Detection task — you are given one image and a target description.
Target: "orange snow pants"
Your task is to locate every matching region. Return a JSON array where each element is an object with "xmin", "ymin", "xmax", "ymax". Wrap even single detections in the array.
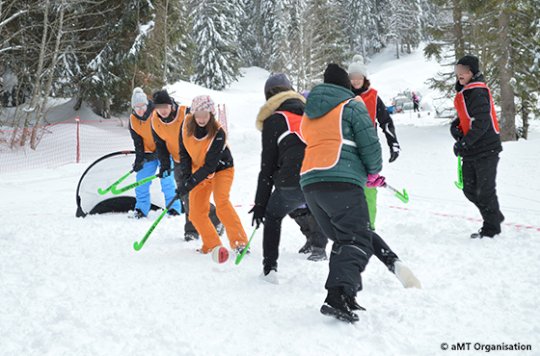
[{"xmin": 189, "ymin": 168, "xmax": 248, "ymax": 253}]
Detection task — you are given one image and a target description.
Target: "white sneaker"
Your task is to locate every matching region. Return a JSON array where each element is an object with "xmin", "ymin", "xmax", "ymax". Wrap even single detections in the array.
[
  {"xmin": 260, "ymin": 270, "xmax": 279, "ymax": 285},
  {"xmin": 394, "ymin": 260, "xmax": 422, "ymax": 289}
]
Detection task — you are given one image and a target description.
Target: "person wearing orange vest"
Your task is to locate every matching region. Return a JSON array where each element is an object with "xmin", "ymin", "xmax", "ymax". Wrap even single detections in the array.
[
  {"xmin": 250, "ymin": 73, "xmax": 329, "ymax": 283},
  {"xmin": 347, "ymin": 55, "xmax": 400, "ymax": 231},
  {"xmin": 178, "ymin": 95, "xmax": 248, "ymax": 261},
  {"xmin": 151, "ymin": 90, "xmax": 222, "ymax": 239},
  {"xmin": 452, "ymin": 55, "xmax": 504, "ymax": 239},
  {"xmin": 346, "ymin": 56, "xmax": 420, "ymax": 288},
  {"xmin": 300, "ymin": 63, "xmax": 384, "ymax": 323},
  {"xmin": 129, "ymin": 88, "xmax": 181, "ymax": 219}
]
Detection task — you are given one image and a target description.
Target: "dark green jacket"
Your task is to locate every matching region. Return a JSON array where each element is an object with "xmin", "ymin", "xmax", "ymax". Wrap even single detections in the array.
[{"xmin": 300, "ymin": 83, "xmax": 382, "ymax": 188}]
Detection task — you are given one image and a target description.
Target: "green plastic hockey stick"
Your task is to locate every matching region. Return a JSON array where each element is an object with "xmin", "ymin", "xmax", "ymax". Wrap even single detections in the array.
[
  {"xmin": 97, "ymin": 170, "xmax": 133, "ymax": 195},
  {"xmin": 235, "ymin": 227, "xmax": 258, "ymax": 265},
  {"xmin": 110, "ymin": 174, "xmax": 158, "ymax": 195},
  {"xmin": 384, "ymin": 183, "xmax": 409, "ymax": 204},
  {"xmin": 134, "ymin": 193, "xmax": 180, "ymax": 251},
  {"xmin": 454, "ymin": 156, "xmax": 464, "ymax": 190}
]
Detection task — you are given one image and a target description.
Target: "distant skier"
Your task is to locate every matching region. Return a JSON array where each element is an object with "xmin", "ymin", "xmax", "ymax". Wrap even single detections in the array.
[
  {"xmin": 300, "ymin": 63, "xmax": 384, "ymax": 323},
  {"xmin": 412, "ymin": 91, "xmax": 420, "ymax": 112},
  {"xmin": 128, "ymin": 87, "xmax": 181, "ymax": 219},
  {"xmin": 178, "ymin": 95, "xmax": 248, "ymax": 261},
  {"xmin": 151, "ymin": 90, "xmax": 222, "ymax": 239},
  {"xmin": 451, "ymin": 55, "xmax": 504, "ymax": 238},
  {"xmin": 250, "ymin": 73, "xmax": 328, "ymax": 284}
]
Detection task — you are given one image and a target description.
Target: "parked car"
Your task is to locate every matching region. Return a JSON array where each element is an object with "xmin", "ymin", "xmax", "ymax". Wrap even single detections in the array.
[{"xmin": 391, "ymin": 94, "xmax": 413, "ymax": 113}]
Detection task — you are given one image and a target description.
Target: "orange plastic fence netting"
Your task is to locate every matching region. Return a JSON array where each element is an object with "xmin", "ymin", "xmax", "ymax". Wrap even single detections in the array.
[
  {"xmin": 0, "ymin": 105, "xmax": 228, "ymax": 174},
  {"xmin": 0, "ymin": 117, "xmax": 131, "ymax": 173}
]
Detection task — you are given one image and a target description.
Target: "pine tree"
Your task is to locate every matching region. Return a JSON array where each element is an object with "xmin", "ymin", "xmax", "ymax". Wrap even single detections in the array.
[
  {"xmin": 507, "ymin": 0, "xmax": 540, "ymax": 139},
  {"xmin": 388, "ymin": 0, "xmax": 422, "ymax": 58},
  {"xmin": 261, "ymin": 0, "xmax": 290, "ymax": 73},
  {"xmin": 191, "ymin": 0, "xmax": 243, "ymax": 90},
  {"xmin": 305, "ymin": 0, "xmax": 349, "ymax": 86},
  {"xmin": 238, "ymin": 0, "xmax": 260, "ymax": 66},
  {"xmin": 424, "ymin": 0, "xmax": 470, "ymax": 97},
  {"xmin": 341, "ymin": 0, "xmax": 377, "ymax": 58},
  {"xmin": 288, "ymin": 0, "xmax": 306, "ymax": 90}
]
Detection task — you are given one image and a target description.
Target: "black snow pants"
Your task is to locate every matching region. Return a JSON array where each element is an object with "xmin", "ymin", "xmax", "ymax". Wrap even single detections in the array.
[
  {"xmin": 288, "ymin": 205, "xmax": 328, "ymax": 249},
  {"xmin": 462, "ymin": 152, "xmax": 504, "ymax": 235},
  {"xmin": 303, "ymin": 182, "xmax": 373, "ymax": 297},
  {"xmin": 262, "ymin": 186, "xmax": 307, "ymax": 269}
]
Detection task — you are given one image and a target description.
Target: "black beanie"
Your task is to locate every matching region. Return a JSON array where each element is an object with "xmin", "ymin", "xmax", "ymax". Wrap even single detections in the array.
[
  {"xmin": 457, "ymin": 55, "xmax": 480, "ymax": 75},
  {"xmin": 153, "ymin": 90, "xmax": 173, "ymax": 106},
  {"xmin": 324, "ymin": 64, "xmax": 351, "ymax": 90}
]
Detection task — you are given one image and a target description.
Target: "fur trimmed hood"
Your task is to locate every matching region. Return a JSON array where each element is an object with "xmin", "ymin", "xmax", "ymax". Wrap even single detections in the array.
[{"xmin": 256, "ymin": 91, "xmax": 306, "ymax": 131}]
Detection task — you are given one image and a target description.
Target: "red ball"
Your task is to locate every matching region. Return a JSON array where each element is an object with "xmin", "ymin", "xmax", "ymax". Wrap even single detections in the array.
[{"xmin": 212, "ymin": 246, "xmax": 229, "ymax": 264}]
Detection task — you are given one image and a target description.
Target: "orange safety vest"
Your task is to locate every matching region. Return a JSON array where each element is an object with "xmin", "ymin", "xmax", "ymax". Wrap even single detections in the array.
[
  {"xmin": 151, "ymin": 105, "xmax": 188, "ymax": 163},
  {"xmin": 181, "ymin": 115, "xmax": 224, "ymax": 179},
  {"xmin": 130, "ymin": 114, "xmax": 156, "ymax": 153},
  {"xmin": 454, "ymin": 82, "xmax": 500, "ymax": 135},
  {"xmin": 358, "ymin": 87, "xmax": 378, "ymax": 125},
  {"xmin": 300, "ymin": 99, "xmax": 359, "ymax": 175},
  {"xmin": 275, "ymin": 111, "xmax": 305, "ymax": 145}
]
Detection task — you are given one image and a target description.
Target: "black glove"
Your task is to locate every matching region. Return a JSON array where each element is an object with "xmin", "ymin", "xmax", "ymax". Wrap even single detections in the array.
[
  {"xmin": 158, "ymin": 166, "xmax": 171, "ymax": 178},
  {"xmin": 389, "ymin": 143, "xmax": 400, "ymax": 163},
  {"xmin": 450, "ymin": 118, "xmax": 464, "ymax": 141},
  {"xmin": 248, "ymin": 204, "xmax": 265, "ymax": 228},
  {"xmin": 453, "ymin": 140, "xmax": 467, "ymax": 157},
  {"xmin": 132, "ymin": 160, "xmax": 144, "ymax": 172}
]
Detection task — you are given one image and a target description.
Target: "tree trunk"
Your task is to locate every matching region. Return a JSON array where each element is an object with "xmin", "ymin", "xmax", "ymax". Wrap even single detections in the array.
[
  {"xmin": 19, "ymin": 0, "xmax": 50, "ymax": 146},
  {"xmin": 131, "ymin": 0, "xmax": 140, "ymax": 92},
  {"xmin": 162, "ymin": 0, "xmax": 169, "ymax": 84},
  {"xmin": 497, "ymin": 7, "xmax": 516, "ymax": 142},
  {"xmin": 521, "ymin": 97, "xmax": 529, "ymax": 140},
  {"xmin": 31, "ymin": 0, "xmax": 66, "ymax": 149},
  {"xmin": 452, "ymin": 0, "xmax": 465, "ymax": 60},
  {"xmin": 395, "ymin": 38, "xmax": 400, "ymax": 59}
]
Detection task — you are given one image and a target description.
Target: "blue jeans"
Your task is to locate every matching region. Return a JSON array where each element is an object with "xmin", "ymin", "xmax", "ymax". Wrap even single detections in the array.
[{"xmin": 135, "ymin": 159, "xmax": 181, "ymax": 216}]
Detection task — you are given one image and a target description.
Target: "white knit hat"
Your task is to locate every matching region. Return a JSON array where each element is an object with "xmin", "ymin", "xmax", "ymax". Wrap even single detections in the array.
[
  {"xmin": 347, "ymin": 55, "xmax": 368, "ymax": 78},
  {"xmin": 131, "ymin": 87, "xmax": 148, "ymax": 109}
]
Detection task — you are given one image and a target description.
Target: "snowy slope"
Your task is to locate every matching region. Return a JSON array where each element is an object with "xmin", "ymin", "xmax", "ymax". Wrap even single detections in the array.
[{"xmin": 1, "ymin": 48, "xmax": 539, "ymax": 356}]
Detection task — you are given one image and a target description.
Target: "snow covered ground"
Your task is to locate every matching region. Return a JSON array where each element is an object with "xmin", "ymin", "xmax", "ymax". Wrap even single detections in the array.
[{"xmin": 1, "ymin": 48, "xmax": 539, "ymax": 355}]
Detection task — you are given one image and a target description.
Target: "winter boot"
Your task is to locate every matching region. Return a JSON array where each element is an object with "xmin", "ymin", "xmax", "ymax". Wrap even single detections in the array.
[
  {"xmin": 298, "ymin": 240, "xmax": 312, "ymax": 254},
  {"xmin": 131, "ymin": 208, "xmax": 146, "ymax": 219},
  {"xmin": 470, "ymin": 229, "xmax": 498, "ymax": 239},
  {"xmin": 260, "ymin": 265, "xmax": 279, "ymax": 284},
  {"xmin": 345, "ymin": 295, "xmax": 366, "ymax": 311},
  {"xmin": 392, "ymin": 260, "xmax": 422, "ymax": 288},
  {"xmin": 307, "ymin": 247, "xmax": 327, "ymax": 262},
  {"xmin": 234, "ymin": 244, "xmax": 250, "ymax": 256},
  {"xmin": 184, "ymin": 232, "xmax": 199, "ymax": 242},
  {"xmin": 168, "ymin": 209, "xmax": 181, "ymax": 216},
  {"xmin": 320, "ymin": 288, "xmax": 359, "ymax": 323},
  {"xmin": 216, "ymin": 223, "xmax": 225, "ymax": 237}
]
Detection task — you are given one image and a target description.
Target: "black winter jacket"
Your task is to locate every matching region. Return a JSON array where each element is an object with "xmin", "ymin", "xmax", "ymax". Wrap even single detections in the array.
[
  {"xmin": 352, "ymin": 87, "xmax": 399, "ymax": 150},
  {"xmin": 452, "ymin": 75, "xmax": 502, "ymax": 158},
  {"xmin": 254, "ymin": 91, "xmax": 307, "ymax": 209}
]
